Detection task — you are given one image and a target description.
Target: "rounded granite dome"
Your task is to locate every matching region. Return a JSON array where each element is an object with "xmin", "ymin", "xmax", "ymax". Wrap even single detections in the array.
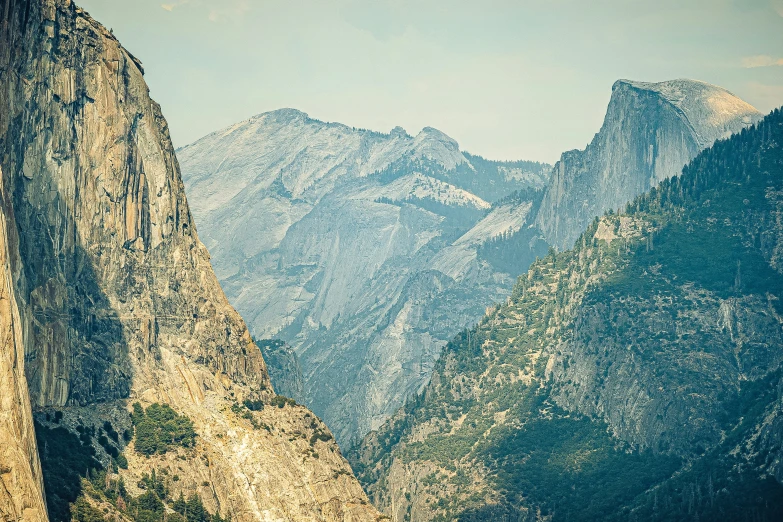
[{"xmin": 613, "ymin": 79, "xmax": 762, "ymax": 148}]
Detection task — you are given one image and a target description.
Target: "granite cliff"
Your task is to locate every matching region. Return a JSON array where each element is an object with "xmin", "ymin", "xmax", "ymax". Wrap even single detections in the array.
[
  {"xmin": 351, "ymin": 109, "xmax": 783, "ymax": 521},
  {"xmin": 0, "ymin": 166, "xmax": 47, "ymax": 521},
  {"xmin": 179, "ymin": 111, "xmax": 551, "ymax": 446},
  {"xmin": 536, "ymin": 79, "xmax": 762, "ymax": 250},
  {"xmin": 0, "ymin": 1, "xmax": 380, "ymax": 520}
]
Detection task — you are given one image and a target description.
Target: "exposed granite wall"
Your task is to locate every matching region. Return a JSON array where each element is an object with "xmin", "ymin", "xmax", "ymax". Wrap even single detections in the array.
[
  {"xmin": 536, "ymin": 79, "xmax": 760, "ymax": 250},
  {"xmin": 0, "ymin": 1, "xmax": 381, "ymax": 519}
]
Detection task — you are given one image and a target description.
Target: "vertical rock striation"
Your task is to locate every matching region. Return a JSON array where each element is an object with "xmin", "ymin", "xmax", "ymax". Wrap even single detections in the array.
[
  {"xmin": 0, "ymin": 167, "xmax": 48, "ymax": 522},
  {"xmin": 1, "ymin": 0, "xmax": 267, "ymax": 409},
  {"xmin": 0, "ymin": 0, "xmax": 380, "ymax": 520},
  {"xmin": 536, "ymin": 79, "xmax": 761, "ymax": 250}
]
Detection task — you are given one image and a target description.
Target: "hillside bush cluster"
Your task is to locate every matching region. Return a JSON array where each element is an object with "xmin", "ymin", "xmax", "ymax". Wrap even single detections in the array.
[{"xmin": 131, "ymin": 402, "xmax": 197, "ymax": 455}]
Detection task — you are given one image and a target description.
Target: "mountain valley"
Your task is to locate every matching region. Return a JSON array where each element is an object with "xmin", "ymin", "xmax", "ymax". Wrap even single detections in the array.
[
  {"xmin": 351, "ymin": 107, "xmax": 783, "ymax": 522},
  {"xmin": 180, "ymin": 79, "xmax": 761, "ymax": 450},
  {"xmin": 0, "ymin": 1, "xmax": 781, "ymax": 521}
]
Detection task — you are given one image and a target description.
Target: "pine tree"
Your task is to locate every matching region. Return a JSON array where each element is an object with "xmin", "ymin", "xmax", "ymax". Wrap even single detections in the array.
[{"xmin": 173, "ymin": 493, "xmax": 187, "ymax": 515}]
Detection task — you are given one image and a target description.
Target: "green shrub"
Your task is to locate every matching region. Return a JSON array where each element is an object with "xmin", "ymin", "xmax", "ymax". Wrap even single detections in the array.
[
  {"xmin": 115, "ymin": 454, "xmax": 128, "ymax": 469},
  {"xmin": 131, "ymin": 402, "xmax": 196, "ymax": 456},
  {"xmin": 103, "ymin": 421, "xmax": 119, "ymax": 442},
  {"xmin": 309, "ymin": 431, "xmax": 332, "ymax": 445},
  {"xmin": 243, "ymin": 399, "xmax": 264, "ymax": 411},
  {"xmin": 70, "ymin": 497, "xmax": 105, "ymax": 522},
  {"xmin": 270, "ymin": 395, "xmax": 296, "ymax": 408}
]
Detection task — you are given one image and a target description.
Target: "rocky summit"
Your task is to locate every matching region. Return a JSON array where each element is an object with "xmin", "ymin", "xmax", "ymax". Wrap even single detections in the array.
[
  {"xmin": 0, "ymin": 1, "xmax": 381, "ymax": 521},
  {"xmin": 180, "ymin": 111, "xmax": 551, "ymax": 446},
  {"xmin": 536, "ymin": 78, "xmax": 761, "ymax": 251}
]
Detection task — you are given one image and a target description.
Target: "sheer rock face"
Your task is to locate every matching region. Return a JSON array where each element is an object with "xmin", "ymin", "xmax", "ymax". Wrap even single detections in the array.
[
  {"xmin": 1, "ymin": 0, "xmax": 259, "ymax": 408},
  {"xmin": 536, "ymin": 79, "xmax": 761, "ymax": 251},
  {"xmin": 257, "ymin": 340, "xmax": 304, "ymax": 401},
  {"xmin": 0, "ymin": 1, "xmax": 379, "ymax": 520},
  {"xmin": 0, "ymin": 168, "xmax": 47, "ymax": 522},
  {"xmin": 180, "ymin": 111, "xmax": 551, "ymax": 446}
]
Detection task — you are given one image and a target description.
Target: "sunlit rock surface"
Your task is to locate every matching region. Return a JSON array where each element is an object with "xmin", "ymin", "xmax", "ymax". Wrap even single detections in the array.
[
  {"xmin": 0, "ymin": 1, "xmax": 381, "ymax": 519},
  {"xmin": 180, "ymin": 112, "xmax": 551, "ymax": 446}
]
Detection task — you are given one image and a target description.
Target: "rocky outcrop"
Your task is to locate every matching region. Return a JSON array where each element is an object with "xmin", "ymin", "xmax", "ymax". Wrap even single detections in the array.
[
  {"xmin": 0, "ymin": 168, "xmax": 47, "ymax": 522},
  {"xmin": 352, "ymin": 110, "xmax": 783, "ymax": 521},
  {"xmin": 0, "ymin": 1, "xmax": 380, "ymax": 520},
  {"xmin": 180, "ymin": 110, "xmax": 551, "ymax": 446},
  {"xmin": 256, "ymin": 339, "xmax": 304, "ymax": 401},
  {"xmin": 536, "ymin": 79, "xmax": 761, "ymax": 250}
]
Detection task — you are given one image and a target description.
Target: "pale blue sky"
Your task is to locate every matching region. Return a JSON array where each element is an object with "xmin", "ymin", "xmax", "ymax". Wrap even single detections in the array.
[{"xmin": 78, "ymin": 0, "xmax": 783, "ymax": 163}]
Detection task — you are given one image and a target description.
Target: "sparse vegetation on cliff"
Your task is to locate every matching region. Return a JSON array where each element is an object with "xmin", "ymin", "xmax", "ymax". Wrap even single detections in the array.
[
  {"xmin": 36, "ymin": 418, "xmax": 228, "ymax": 522},
  {"xmin": 131, "ymin": 403, "xmax": 197, "ymax": 456},
  {"xmin": 35, "ymin": 421, "xmax": 103, "ymax": 522}
]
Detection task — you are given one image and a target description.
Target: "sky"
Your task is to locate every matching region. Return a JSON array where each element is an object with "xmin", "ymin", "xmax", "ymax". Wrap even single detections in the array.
[{"xmin": 78, "ymin": 0, "xmax": 783, "ymax": 164}]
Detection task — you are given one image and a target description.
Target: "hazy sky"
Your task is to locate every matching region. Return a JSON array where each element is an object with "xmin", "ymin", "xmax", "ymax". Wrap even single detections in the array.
[{"xmin": 79, "ymin": 0, "xmax": 783, "ymax": 163}]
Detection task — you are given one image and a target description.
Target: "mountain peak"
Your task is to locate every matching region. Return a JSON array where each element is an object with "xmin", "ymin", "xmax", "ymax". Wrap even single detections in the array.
[
  {"xmin": 258, "ymin": 107, "xmax": 310, "ymax": 124},
  {"xmin": 415, "ymin": 126, "xmax": 460, "ymax": 149},
  {"xmin": 390, "ymin": 125, "xmax": 409, "ymax": 138},
  {"xmin": 411, "ymin": 126, "xmax": 464, "ymax": 169},
  {"xmin": 613, "ymin": 78, "xmax": 750, "ymax": 107},
  {"xmin": 612, "ymin": 78, "xmax": 761, "ymax": 148},
  {"xmin": 537, "ymin": 77, "xmax": 762, "ymax": 250}
]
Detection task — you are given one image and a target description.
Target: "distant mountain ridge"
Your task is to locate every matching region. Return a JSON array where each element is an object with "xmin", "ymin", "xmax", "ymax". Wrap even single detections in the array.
[
  {"xmin": 180, "ymin": 113, "xmax": 552, "ymax": 446},
  {"xmin": 179, "ymin": 108, "xmax": 550, "ymax": 212},
  {"xmin": 180, "ymin": 79, "xmax": 761, "ymax": 449}
]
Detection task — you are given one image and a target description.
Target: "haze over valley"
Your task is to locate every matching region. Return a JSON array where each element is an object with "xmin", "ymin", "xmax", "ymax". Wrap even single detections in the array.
[{"xmin": 1, "ymin": 1, "xmax": 783, "ymax": 522}]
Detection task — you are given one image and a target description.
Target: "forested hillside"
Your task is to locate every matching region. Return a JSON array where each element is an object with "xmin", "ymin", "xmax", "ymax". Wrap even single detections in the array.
[{"xmin": 351, "ymin": 108, "xmax": 783, "ymax": 521}]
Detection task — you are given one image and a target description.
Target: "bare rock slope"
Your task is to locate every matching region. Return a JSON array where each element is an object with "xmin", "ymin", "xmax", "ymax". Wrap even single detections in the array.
[{"xmin": 180, "ymin": 111, "xmax": 551, "ymax": 446}]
